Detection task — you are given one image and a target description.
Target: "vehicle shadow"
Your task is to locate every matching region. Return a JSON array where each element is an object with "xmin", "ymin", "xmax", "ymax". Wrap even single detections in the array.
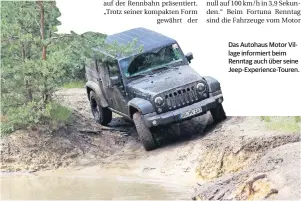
[
  {"xmin": 106, "ymin": 112, "xmax": 231, "ymax": 150},
  {"xmin": 154, "ymin": 113, "xmax": 232, "ymax": 149}
]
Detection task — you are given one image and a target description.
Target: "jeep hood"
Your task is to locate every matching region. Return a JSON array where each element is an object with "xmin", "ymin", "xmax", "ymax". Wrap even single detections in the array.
[{"xmin": 126, "ymin": 65, "xmax": 204, "ymax": 96}]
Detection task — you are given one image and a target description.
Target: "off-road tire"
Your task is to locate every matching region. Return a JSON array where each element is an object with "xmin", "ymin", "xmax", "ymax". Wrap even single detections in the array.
[
  {"xmin": 89, "ymin": 91, "xmax": 112, "ymax": 126},
  {"xmin": 133, "ymin": 112, "xmax": 157, "ymax": 151},
  {"xmin": 210, "ymin": 103, "xmax": 226, "ymax": 123}
]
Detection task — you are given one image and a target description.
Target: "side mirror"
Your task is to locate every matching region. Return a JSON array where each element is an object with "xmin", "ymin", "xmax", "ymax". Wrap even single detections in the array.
[
  {"xmin": 110, "ymin": 76, "xmax": 121, "ymax": 85},
  {"xmin": 186, "ymin": 52, "xmax": 194, "ymax": 63}
]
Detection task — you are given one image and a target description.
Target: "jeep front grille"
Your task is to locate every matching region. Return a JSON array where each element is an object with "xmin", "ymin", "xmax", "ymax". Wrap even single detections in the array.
[{"xmin": 164, "ymin": 85, "xmax": 201, "ymax": 110}]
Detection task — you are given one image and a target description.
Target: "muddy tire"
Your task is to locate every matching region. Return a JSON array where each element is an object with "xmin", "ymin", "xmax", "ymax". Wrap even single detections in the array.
[
  {"xmin": 210, "ymin": 103, "xmax": 226, "ymax": 123},
  {"xmin": 89, "ymin": 91, "xmax": 112, "ymax": 126},
  {"xmin": 133, "ymin": 112, "xmax": 157, "ymax": 151}
]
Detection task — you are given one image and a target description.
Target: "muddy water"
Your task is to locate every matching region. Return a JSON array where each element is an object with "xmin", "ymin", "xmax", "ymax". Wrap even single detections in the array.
[{"xmin": 1, "ymin": 172, "xmax": 192, "ymax": 200}]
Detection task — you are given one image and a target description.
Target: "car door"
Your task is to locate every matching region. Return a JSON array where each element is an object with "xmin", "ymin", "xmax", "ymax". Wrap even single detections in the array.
[{"xmin": 100, "ymin": 58, "xmax": 128, "ymax": 115}]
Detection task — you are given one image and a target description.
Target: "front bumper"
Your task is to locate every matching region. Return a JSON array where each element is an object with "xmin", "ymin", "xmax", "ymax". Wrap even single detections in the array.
[{"xmin": 143, "ymin": 94, "xmax": 223, "ymax": 127}]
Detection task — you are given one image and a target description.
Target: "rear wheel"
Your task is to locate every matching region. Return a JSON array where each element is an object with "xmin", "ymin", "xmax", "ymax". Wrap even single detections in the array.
[
  {"xmin": 90, "ymin": 91, "xmax": 112, "ymax": 125},
  {"xmin": 210, "ymin": 103, "xmax": 226, "ymax": 123},
  {"xmin": 133, "ymin": 112, "xmax": 157, "ymax": 151}
]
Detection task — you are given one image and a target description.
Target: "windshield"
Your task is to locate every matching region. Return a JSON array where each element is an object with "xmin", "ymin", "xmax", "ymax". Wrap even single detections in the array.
[{"xmin": 122, "ymin": 44, "xmax": 185, "ymax": 78}]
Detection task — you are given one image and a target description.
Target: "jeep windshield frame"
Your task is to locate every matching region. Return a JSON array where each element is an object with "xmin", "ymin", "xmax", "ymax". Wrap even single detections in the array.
[{"xmin": 118, "ymin": 43, "xmax": 188, "ymax": 81}]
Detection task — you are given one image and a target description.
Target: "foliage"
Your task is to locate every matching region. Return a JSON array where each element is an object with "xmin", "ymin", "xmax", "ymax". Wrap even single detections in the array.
[
  {"xmin": 62, "ymin": 81, "xmax": 85, "ymax": 89},
  {"xmin": 1, "ymin": 1, "xmax": 140, "ymax": 135},
  {"xmin": 61, "ymin": 32, "xmax": 142, "ymax": 81},
  {"xmin": 260, "ymin": 116, "xmax": 271, "ymax": 122},
  {"xmin": 47, "ymin": 102, "xmax": 72, "ymax": 124},
  {"xmin": 0, "ymin": 101, "xmax": 72, "ymax": 136},
  {"xmin": 1, "ymin": 1, "xmax": 64, "ymax": 107},
  {"xmin": 1, "ymin": 101, "xmax": 49, "ymax": 135},
  {"xmin": 260, "ymin": 116, "xmax": 300, "ymax": 133}
]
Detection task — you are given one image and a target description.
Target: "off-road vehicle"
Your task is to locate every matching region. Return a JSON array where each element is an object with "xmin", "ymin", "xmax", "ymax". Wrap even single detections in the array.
[{"xmin": 85, "ymin": 28, "xmax": 226, "ymax": 151}]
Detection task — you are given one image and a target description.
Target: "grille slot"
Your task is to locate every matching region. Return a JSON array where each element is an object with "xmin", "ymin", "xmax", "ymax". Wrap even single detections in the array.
[{"xmin": 164, "ymin": 85, "xmax": 200, "ymax": 110}]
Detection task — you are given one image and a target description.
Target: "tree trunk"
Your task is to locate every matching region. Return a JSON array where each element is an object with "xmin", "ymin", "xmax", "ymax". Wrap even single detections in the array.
[
  {"xmin": 37, "ymin": 1, "xmax": 49, "ymax": 103},
  {"xmin": 38, "ymin": 0, "xmax": 46, "ymax": 60}
]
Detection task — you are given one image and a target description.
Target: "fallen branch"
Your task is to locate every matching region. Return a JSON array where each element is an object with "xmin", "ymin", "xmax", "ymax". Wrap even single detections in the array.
[
  {"xmin": 236, "ymin": 173, "xmax": 268, "ymax": 199},
  {"xmin": 246, "ymin": 174, "xmax": 267, "ymax": 195},
  {"xmin": 264, "ymin": 188, "xmax": 278, "ymax": 199},
  {"xmin": 79, "ymin": 127, "xmax": 129, "ymax": 134},
  {"xmin": 79, "ymin": 129, "xmax": 102, "ymax": 134},
  {"xmin": 101, "ymin": 126, "xmax": 128, "ymax": 132}
]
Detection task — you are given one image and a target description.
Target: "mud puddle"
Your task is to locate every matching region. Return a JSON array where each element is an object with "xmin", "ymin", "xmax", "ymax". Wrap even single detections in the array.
[{"xmin": 0, "ymin": 172, "xmax": 192, "ymax": 200}]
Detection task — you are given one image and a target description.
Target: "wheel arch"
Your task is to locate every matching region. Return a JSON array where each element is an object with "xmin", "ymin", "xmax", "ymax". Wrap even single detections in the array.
[
  {"xmin": 128, "ymin": 98, "xmax": 155, "ymax": 119},
  {"xmin": 203, "ymin": 76, "xmax": 221, "ymax": 93},
  {"xmin": 85, "ymin": 81, "xmax": 109, "ymax": 107}
]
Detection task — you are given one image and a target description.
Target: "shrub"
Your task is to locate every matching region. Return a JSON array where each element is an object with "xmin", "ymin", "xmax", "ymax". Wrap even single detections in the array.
[
  {"xmin": 47, "ymin": 102, "xmax": 72, "ymax": 124},
  {"xmin": 0, "ymin": 102, "xmax": 72, "ymax": 136}
]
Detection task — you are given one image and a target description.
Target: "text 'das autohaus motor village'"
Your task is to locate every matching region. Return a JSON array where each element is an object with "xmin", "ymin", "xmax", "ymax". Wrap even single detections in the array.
[
  {"xmin": 228, "ymin": 42, "xmax": 300, "ymax": 73},
  {"xmin": 206, "ymin": 0, "xmax": 301, "ymax": 24},
  {"xmin": 103, "ymin": 0, "xmax": 200, "ymax": 24}
]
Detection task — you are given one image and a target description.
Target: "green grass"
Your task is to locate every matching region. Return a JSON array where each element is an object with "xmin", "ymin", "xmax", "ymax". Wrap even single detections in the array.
[
  {"xmin": 260, "ymin": 116, "xmax": 300, "ymax": 133},
  {"xmin": 1, "ymin": 102, "xmax": 73, "ymax": 137},
  {"xmin": 62, "ymin": 80, "xmax": 85, "ymax": 89},
  {"xmin": 48, "ymin": 102, "xmax": 73, "ymax": 124}
]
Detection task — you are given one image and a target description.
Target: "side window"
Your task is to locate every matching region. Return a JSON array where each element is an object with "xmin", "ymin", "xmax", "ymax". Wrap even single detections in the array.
[{"xmin": 106, "ymin": 59, "xmax": 120, "ymax": 77}]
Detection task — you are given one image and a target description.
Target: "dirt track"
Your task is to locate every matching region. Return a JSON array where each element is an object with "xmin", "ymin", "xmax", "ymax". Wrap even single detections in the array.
[{"xmin": 1, "ymin": 88, "xmax": 300, "ymax": 200}]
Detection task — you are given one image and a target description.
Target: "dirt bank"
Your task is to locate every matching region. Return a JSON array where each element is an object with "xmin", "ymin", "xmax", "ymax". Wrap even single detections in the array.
[
  {"xmin": 0, "ymin": 88, "xmax": 132, "ymax": 172},
  {"xmin": 1, "ymin": 88, "xmax": 300, "ymax": 200},
  {"xmin": 192, "ymin": 133, "xmax": 300, "ymax": 200}
]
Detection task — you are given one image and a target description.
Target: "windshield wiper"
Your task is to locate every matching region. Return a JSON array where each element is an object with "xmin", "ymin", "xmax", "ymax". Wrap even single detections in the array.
[
  {"xmin": 151, "ymin": 63, "xmax": 180, "ymax": 74},
  {"xmin": 151, "ymin": 66, "xmax": 170, "ymax": 73},
  {"xmin": 168, "ymin": 60, "xmax": 183, "ymax": 67},
  {"xmin": 128, "ymin": 73, "xmax": 148, "ymax": 79}
]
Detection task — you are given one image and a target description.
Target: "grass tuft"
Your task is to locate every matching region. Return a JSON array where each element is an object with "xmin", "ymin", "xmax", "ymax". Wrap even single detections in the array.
[
  {"xmin": 48, "ymin": 102, "xmax": 73, "ymax": 124},
  {"xmin": 1, "ymin": 102, "xmax": 73, "ymax": 137},
  {"xmin": 260, "ymin": 116, "xmax": 300, "ymax": 133},
  {"xmin": 63, "ymin": 80, "xmax": 85, "ymax": 89}
]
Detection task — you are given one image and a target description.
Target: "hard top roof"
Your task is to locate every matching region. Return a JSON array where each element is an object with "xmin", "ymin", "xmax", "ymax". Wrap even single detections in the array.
[{"xmin": 104, "ymin": 27, "xmax": 177, "ymax": 59}]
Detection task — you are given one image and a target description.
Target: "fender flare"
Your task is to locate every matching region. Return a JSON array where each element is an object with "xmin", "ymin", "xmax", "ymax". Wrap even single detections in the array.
[
  {"xmin": 128, "ymin": 98, "xmax": 155, "ymax": 118},
  {"xmin": 204, "ymin": 76, "xmax": 221, "ymax": 93},
  {"xmin": 85, "ymin": 81, "xmax": 109, "ymax": 107}
]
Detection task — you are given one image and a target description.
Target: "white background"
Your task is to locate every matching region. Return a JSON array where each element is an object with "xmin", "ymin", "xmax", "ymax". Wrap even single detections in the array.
[{"xmin": 56, "ymin": 0, "xmax": 301, "ymax": 116}]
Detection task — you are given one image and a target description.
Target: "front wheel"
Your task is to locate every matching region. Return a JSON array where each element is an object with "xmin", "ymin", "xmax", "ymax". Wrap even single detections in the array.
[
  {"xmin": 210, "ymin": 103, "xmax": 227, "ymax": 123},
  {"xmin": 89, "ymin": 91, "xmax": 112, "ymax": 126},
  {"xmin": 133, "ymin": 112, "xmax": 157, "ymax": 151}
]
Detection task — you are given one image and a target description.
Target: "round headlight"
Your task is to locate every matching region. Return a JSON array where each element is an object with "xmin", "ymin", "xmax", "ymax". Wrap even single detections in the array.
[
  {"xmin": 154, "ymin": 96, "xmax": 164, "ymax": 107},
  {"xmin": 196, "ymin": 83, "xmax": 205, "ymax": 92}
]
